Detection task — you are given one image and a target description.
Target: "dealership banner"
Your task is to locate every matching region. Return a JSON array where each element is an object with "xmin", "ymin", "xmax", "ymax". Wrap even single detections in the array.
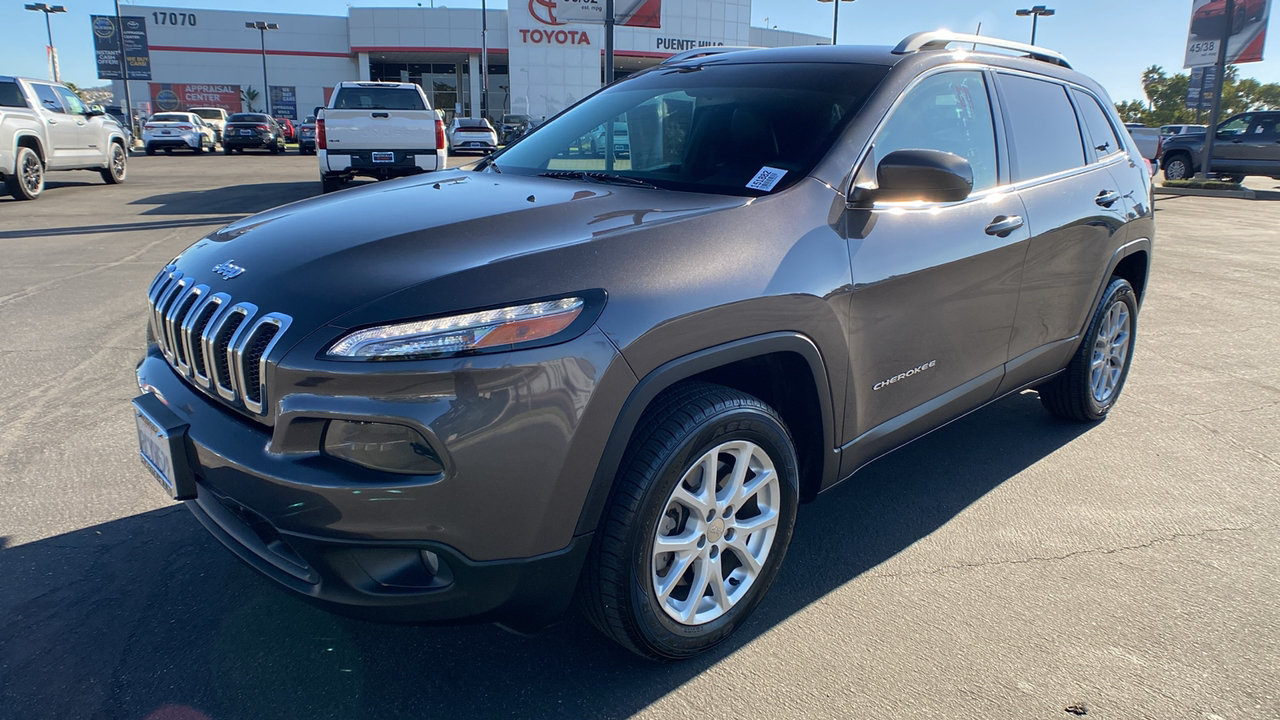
[
  {"xmin": 1184, "ymin": 0, "xmax": 1270, "ymax": 67},
  {"xmin": 270, "ymin": 86, "xmax": 297, "ymax": 119},
  {"xmin": 91, "ymin": 15, "xmax": 153, "ymax": 80},
  {"xmin": 539, "ymin": 0, "xmax": 661, "ymax": 28},
  {"xmin": 149, "ymin": 84, "xmax": 241, "ymax": 113},
  {"xmin": 1185, "ymin": 66, "xmax": 1218, "ymax": 110}
]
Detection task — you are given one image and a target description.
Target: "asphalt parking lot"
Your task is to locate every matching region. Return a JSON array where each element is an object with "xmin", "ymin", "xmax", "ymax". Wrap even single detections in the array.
[{"xmin": 1, "ymin": 154, "xmax": 1277, "ymax": 719}]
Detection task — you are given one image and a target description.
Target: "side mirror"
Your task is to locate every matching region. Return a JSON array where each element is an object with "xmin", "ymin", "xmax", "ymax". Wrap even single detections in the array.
[
  {"xmin": 87, "ymin": 104, "xmax": 106, "ymax": 117},
  {"xmin": 853, "ymin": 149, "xmax": 974, "ymax": 205}
]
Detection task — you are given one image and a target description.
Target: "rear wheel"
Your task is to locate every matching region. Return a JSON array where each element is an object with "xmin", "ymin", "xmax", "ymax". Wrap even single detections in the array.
[
  {"xmin": 1163, "ymin": 153, "xmax": 1191, "ymax": 181},
  {"xmin": 145, "ymin": 144, "xmax": 156, "ymax": 156},
  {"xmin": 194, "ymin": 137, "xmax": 204, "ymax": 154},
  {"xmin": 1039, "ymin": 277, "xmax": 1139, "ymax": 422},
  {"xmin": 320, "ymin": 175, "xmax": 345, "ymax": 193},
  {"xmin": 578, "ymin": 383, "xmax": 799, "ymax": 660},
  {"xmin": 99, "ymin": 143, "xmax": 127, "ymax": 184},
  {"xmin": 223, "ymin": 145, "xmax": 233, "ymax": 155},
  {"xmin": 5, "ymin": 146, "xmax": 44, "ymax": 200}
]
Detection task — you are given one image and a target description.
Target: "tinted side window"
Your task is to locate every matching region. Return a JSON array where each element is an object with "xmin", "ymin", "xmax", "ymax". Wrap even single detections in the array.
[
  {"xmin": 999, "ymin": 74, "xmax": 1086, "ymax": 181},
  {"xmin": 0, "ymin": 81, "xmax": 28, "ymax": 108},
  {"xmin": 1219, "ymin": 114, "xmax": 1251, "ymax": 135},
  {"xmin": 874, "ymin": 70, "xmax": 998, "ymax": 191},
  {"xmin": 1072, "ymin": 89, "xmax": 1123, "ymax": 162},
  {"xmin": 32, "ymin": 84, "xmax": 64, "ymax": 113}
]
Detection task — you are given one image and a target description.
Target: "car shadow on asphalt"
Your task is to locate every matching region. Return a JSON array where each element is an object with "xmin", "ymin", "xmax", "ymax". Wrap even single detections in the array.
[
  {"xmin": 130, "ymin": 182, "xmax": 319, "ymax": 216},
  {"xmin": 0, "ymin": 391, "xmax": 1093, "ymax": 720}
]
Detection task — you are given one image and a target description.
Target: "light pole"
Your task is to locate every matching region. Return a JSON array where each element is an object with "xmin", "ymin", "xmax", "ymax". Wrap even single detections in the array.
[
  {"xmin": 1015, "ymin": 5, "xmax": 1055, "ymax": 46},
  {"xmin": 114, "ymin": 0, "xmax": 133, "ymax": 137},
  {"xmin": 245, "ymin": 21, "xmax": 279, "ymax": 114},
  {"xmin": 25, "ymin": 3, "xmax": 67, "ymax": 83},
  {"xmin": 481, "ymin": 0, "xmax": 488, "ymax": 121},
  {"xmin": 816, "ymin": 0, "xmax": 855, "ymax": 46}
]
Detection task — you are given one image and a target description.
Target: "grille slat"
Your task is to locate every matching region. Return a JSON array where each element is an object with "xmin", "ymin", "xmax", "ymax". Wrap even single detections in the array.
[{"xmin": 145, "ymin": 268, "xmax": 290, "ymax": 417}]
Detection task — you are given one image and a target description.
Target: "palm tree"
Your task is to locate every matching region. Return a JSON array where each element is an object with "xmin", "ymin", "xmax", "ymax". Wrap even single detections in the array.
[
  {"xmin": 1141, "ymin": 65, "xmax": 1165, "ymax": 111},
  {"xmin": 241, "ymin": 87, "xmax": 260, "ymax": 113}
]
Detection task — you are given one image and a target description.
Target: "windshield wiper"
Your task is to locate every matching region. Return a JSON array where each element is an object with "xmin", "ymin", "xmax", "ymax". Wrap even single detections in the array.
[{"xmin": 538, "ymin": 171, "xmax": 660, "ymax": 189}]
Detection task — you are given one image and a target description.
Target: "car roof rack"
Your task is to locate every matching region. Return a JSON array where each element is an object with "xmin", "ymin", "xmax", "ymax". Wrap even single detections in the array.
[
  {"xmin": 660, "ymin": 46, "xmax": 761, "ymax": 65},
  {"xmin": 893, "ymin": 31, "xmax": 1071, "ymax": 69}
]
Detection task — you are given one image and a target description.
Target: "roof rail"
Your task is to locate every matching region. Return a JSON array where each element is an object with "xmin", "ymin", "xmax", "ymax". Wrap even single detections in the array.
[
  {"xmin": 892, "ymin": 31, "xmax": 1071, "ymax": 69},
  {"xmin": 660, "ymin": 46, "xmax": 761, "ymax": 65}
]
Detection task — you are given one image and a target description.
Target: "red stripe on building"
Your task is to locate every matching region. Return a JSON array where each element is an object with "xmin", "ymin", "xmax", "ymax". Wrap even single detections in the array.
[{"xmin": 148, "ymin": 45, "xmax": 352, "ymax": 59}]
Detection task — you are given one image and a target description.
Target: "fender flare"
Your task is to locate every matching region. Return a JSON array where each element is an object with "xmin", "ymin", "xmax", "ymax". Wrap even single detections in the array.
[
  {"xmin": 1080, "ymin": 237, "xmax": 1151, "ymax": 338},
  {"xmin": 11, "ymin": 131, "xmax": 45, "ymax": 167},
  {"xmin": 573, "ymin": 331, "xmax": 839, "ymax": 536}
]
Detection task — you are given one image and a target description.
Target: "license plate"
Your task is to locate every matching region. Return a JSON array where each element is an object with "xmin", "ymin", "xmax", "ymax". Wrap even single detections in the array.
[
  {"xmin": 372, "ymin": 151, "xmax": 394, "ymax": 163},
  {"xmin": 240, "ymin": 129, "xmax": 253, "ymax": 135},
  {"xmin": 161, "ymin": 130, "xmax": 171, "ymax": 135},
  {"xmin": 133, "ymin": 394, "xmax": 197, "ymax": 500}
]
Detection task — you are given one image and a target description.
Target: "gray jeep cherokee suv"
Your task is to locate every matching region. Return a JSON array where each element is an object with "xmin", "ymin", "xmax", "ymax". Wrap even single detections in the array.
[{"xmin": 133, "ymin": 32, "xmax": 1153, "ymax": 660}]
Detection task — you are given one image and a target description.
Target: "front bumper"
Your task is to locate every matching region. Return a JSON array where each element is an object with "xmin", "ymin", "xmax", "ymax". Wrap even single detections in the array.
[{"xmin": 133, "ymin": 325, "xmax": 625, "ymax": 627}]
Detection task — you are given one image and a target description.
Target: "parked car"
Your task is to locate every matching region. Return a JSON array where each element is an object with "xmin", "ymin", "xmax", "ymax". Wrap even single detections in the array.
[
  {"xmin": 188, "ymin": 107, "xmax": 229, "ymax": 143},
  {"xmin": 1191, "ymin": 0, "xmax": 1267, "ymax": 37},
  {"xmin": 274, "ymin": 117, "xmax": 296, "ymax": 142},
  {"xmin": 1160, "ymin": 110, "xmax": 1280, "ymax": 181},
  {"xmin": 317, "ymin": 81, "xmax": 447, "ymax": 193},
  {"xmin": 586, "ymin": 121, "xmax": 631, "ymax": 157},
  {"xmin": 297, "ymin": 116, "xmax": 317, "ymax": 154},
  {"xmin": 132, "ymin": 32, "xmax": 1152, "ymax": 660},
  {"xmin": 500, "ymin": 113, "xmax": 533, "ymax": 144},
  {"xmin": 142, "ymin": 112, "xmax": 217, "ymax": 155},
  {"xmin": 448, "ymin": 117, "xmax": 498, "ymax": 154},
  {"xmin": 222, "ymin": 113, "xmax": 288, "ymax": 154},
  {"xmin": 0, "ymin": 75, "xmax": 129, "ymax": 200},
  {"xmin": 1123, "ymin": 123, "xmax": 1161, "ymax": 166},
  {"xmin": 1160, "ymin": 123, "xmax": 1206, "ymax": 136}
]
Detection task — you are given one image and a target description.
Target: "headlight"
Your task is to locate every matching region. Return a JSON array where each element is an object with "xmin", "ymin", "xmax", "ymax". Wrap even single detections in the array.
[{"xmin": 327, "ymin": 296, "xmax": 590, "ymax": 359}]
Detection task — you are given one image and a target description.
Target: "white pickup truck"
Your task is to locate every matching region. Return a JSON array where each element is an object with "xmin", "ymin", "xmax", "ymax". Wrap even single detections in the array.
[
  {"xmin": 317, "ymin": 81, "xmax": 447, "ymax": 193},
  {"xmin": 1, "ymin": 75, "xmax": 130, "ymax": 200}
]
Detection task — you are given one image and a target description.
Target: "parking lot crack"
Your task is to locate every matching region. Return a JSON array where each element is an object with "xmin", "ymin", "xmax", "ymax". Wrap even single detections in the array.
[{"xmin": 867, "ymin": 524, "xmax": 1263, "ymax": 580}]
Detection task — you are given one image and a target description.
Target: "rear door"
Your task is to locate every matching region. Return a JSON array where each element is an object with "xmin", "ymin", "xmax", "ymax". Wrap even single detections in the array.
[
  {"xmin": 841, "ymin": 69, "xmax": 1029, "ymax": 465},
  {"xmin": 996, "ymin": 72, "xmax": 1131, "ymax": 390},
  {"xmin": 29, "ymin": 83, "xmax": 82, "ymax": 167}
]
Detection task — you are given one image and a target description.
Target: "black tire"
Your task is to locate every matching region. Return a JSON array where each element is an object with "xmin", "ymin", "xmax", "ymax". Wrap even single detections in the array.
[
  {"xmin": 99, "ymin": 142, "xmax": 127, "ymax": 184},
  {"xmin": 578, "ymin": 382, "xmax": 799, "ymax": 660},
  {"xmin": 1039, "ymin": 277, "xmax": 1139, "ymax": 422},
  {"xmin": 194, "ymin": 138, "xmax": 204, "ymax": 154},
  {"xmin": 5, "ymin": 145, "xmax": 44, "ymax": 200},
  {"xmin": 1163, "ymin": 153, "xmax": 1192, "ymax": 181},
  {"xmin": 145, "ymin": 144, "xmax": 156, "ymax": 156},
  {"xmin": 320, "ymin": 175, "xmax": 345, "ymax": 193},
  {"xmin": 223, "ymin": 145, "xmax": 233, "ymax": 155}
]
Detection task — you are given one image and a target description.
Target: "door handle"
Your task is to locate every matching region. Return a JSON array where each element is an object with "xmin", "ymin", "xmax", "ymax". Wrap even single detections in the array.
[
  {"xmin": 1095, "ymin": 190, "xmax": 1121, "ymax": 207},
  {"xmin": 47, "ymin": 118, "xmax": 58, "ymax": 125},
  {"xmin": 1232, "ymin": 139, "xmax": 1244, "ymax": 143},
  {"xmin": 985, "ymin": 215, "xmax": 1024, "ymax": 237},
  {"xmin": 371, "ymin": 112, "xmax": 389, "ymax": 118}
]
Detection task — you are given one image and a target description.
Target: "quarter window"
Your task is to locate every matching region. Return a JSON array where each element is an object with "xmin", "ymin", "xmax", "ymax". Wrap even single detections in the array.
[
  {"xmin": 873, "ymin": 71, "xmax": 998, "ymax": 191},
  {"xmin": 1072, "ymin": 89, "xmax": 1123, "ymax": 162},
  {"xmin": 0, "ymin": 81, "xmax": 27, "ymax": 108},
  {"xmin": 998, "ymin": 74, "xmax": 1086, "ymax": 181}
]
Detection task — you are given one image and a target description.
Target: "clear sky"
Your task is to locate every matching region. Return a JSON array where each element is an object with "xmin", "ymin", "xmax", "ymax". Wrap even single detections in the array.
[{"xmin": 5, "ymin": 0, "xmax": 1279, "ymax": 107}]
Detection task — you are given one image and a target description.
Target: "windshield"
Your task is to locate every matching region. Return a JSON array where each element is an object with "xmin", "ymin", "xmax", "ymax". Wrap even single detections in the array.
[
  {"xmin": 228, "ymin": 114, "xmax": 269, "ymax": 123},
  {"xmin": 332, "ymin": 87, "xmax": 427, "ymax": 111},
  {"xmin": 190, "ymin": 109, "xmax": 222, "ymax": 120},
  {"xmin": 492, "ymin": 61, "xmax": 888, "ymax": 196}
]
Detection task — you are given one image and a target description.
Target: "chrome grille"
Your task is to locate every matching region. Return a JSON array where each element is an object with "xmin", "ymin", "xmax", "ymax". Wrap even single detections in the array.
[{"xmin": 147, "ymin": 266, "xmax": 292, "ymax": 416}]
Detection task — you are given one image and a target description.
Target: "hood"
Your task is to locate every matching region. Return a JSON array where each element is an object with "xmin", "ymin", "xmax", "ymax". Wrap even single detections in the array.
[{"xmin": 168, "ymin": 172, "xmax": 745, "ymax": 331}]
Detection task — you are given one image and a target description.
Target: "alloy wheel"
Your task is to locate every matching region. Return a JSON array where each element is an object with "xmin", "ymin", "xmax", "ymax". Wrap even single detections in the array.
[
  {"xmin": 21, "ymin": 152, "xmax": 42, "ymax": 194},
  {"xmin": 1090, "ymin": 301, "xmax": 1131, "ymax": 403},
  {"xmin": 650, "ymin": 439, "xmax": 781, "ymax": 625},
  {"xmin": 111, "ymin": 146, "xmax": 125, "ymax": 179}
]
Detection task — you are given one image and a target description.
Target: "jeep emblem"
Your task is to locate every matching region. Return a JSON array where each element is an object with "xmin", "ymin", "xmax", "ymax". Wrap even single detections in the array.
[{"xmin": 212, "ymin": 260, "xmax": 245, "ymax": 280}]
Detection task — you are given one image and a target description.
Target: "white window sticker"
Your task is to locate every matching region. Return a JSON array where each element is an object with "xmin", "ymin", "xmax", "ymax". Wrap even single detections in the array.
[{"xmin": 746, "ymin": 166, "xmax": 787, "ymax": 192}]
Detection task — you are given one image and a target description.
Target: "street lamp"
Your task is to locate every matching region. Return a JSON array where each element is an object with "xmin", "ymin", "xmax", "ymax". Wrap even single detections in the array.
[
  {"xmin": 245, "ymin": 21, "xmax": 279, "ymax": 114},
  {"xmin": 816, "ymin": 0, "xmax": 855, "ymax": 46},
  {"xmin": 1015, "ymin": 5, "xmax": 1055, "ymax": 46},
  {"xmin": 25, "ymin": 3, "xmax": 67, "ymax": 83}
]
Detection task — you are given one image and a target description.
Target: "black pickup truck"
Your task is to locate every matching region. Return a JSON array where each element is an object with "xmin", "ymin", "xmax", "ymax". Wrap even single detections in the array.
[{"xmin": 1161, "ymin": 110, "xmax": 1280, "ymax": 181}]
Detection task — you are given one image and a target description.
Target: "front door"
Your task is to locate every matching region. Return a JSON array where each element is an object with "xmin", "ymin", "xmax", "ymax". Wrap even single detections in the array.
[
  {"xmin": 30, "ymin": 83, "xmax": 83, "ymax": 168},
  {"xmin": 841, "ymin": 69, "xmax": 1028, "ymax": 468},
  {"xmin": 1218, "ymin": 114, "xmax": 1280, "ymax": 176}
]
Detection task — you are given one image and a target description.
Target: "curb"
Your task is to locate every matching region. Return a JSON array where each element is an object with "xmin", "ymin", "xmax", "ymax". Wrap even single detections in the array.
[{"xmin": 1154, "ymin": 186, "xmax": 1258, "ymax": 200}]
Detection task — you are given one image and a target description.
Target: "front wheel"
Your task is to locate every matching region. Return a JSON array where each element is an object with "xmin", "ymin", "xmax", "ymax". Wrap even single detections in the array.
[
  {"xmin": 1039, "ymin": 277, "xmax": 1139, "ymax": 422},
  {"xmin": 578, "ymin": 383, "xmax": 799, "ymax": 660},
  {"xmin": 100, "ymin": 143, "xmax": 127, "ymax": 184}
]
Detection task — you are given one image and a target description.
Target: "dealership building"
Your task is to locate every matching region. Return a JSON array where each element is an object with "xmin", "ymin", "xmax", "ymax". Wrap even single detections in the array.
[{"xmin": 106, "ymin": 2, "xmax": 826, "ymax": 122}]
